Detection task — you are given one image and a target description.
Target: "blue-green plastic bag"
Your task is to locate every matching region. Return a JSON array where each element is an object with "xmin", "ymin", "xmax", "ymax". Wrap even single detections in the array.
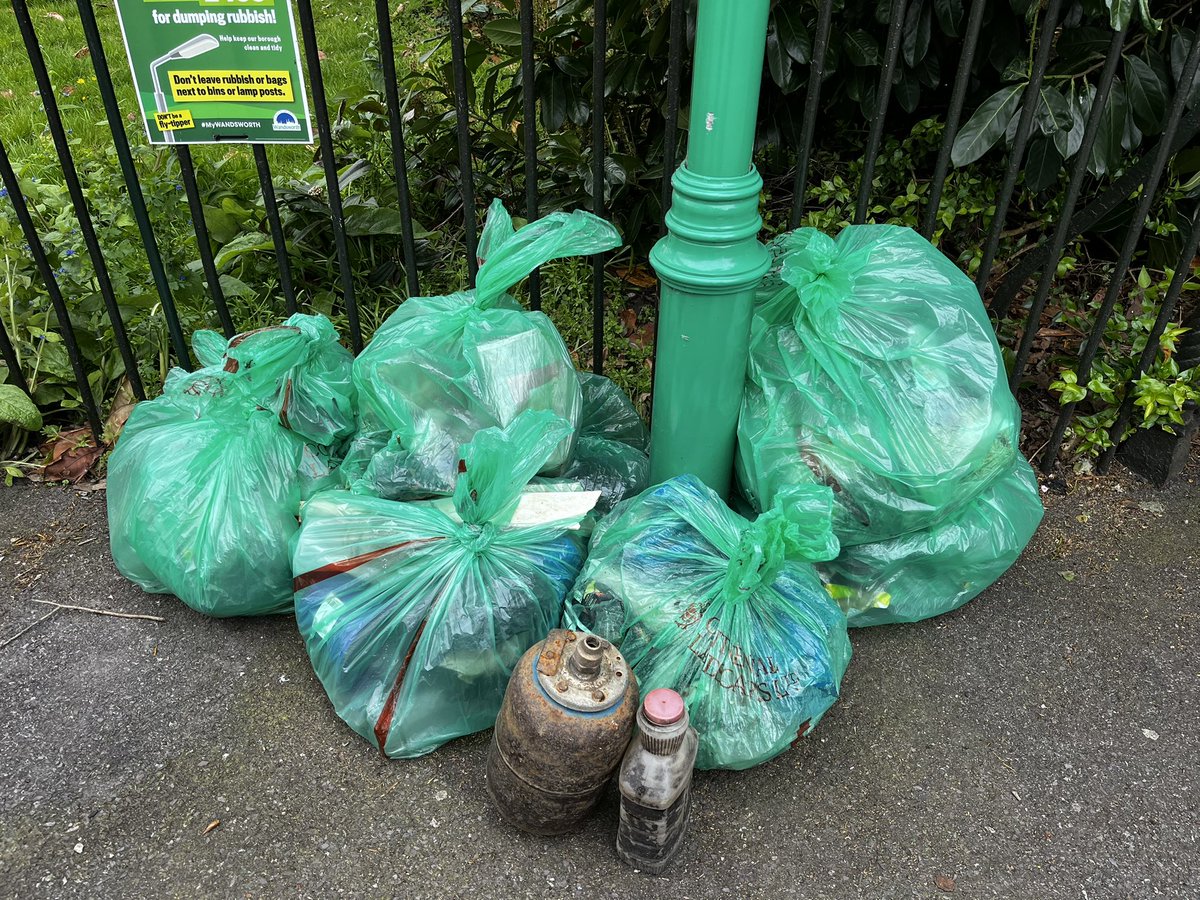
[
  {"xmin": 293, "ymin": 411, "xmax": 599, "ymax": 759},
  {"xmin": 536, "ymin": 372, "xmax": 649, "ymax": 514},
  {"xmin": 189, "ymin": 313, "xmax": 356, "ymax": 449},
  {"xmin": 565, "ymin": 476, "xmax": 851, "ymax": 770},
  {"xmin": 821, "ymin": 456, "xmax": 1044, "ymax": 626},
  {"xmin": 737, "ymin": 225, "xmax": 1041, "ymax": 627},
  {"xmin": 345, "ymin": 200, "xmax": 621, "ymax": 499},
  {"xmin": 737, "ymin": 225, "xmax": 1021, "ymax": 545},
  {"xmin": 107, "ymin": 315, "xmax": 353, "ymax": 617}
]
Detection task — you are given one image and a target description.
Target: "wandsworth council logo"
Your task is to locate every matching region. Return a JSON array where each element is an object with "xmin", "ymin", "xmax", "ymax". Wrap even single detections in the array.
[{"xmin": 272, "ymin": 110, "xmax": 301, "ymax": 132}]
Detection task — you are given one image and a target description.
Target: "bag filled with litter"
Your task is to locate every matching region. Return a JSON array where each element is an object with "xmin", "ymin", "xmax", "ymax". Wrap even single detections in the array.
[
  {"xmin": 536, "ymin": 372, "xmax": 649, "ymax": 514},
  {"xmin": 293, "ymin": 410, "xmax": 599, "ymax": 759},
  {"xmin": 346, "ymin": 199, "xmax": 620, "ymax": 499},
  {"xmin": 189, "ymin": 313, "xmax": 356, "ymax": 448},
  {"xmin": 737, "ymin": 225, "xmax": 1021, "ymax": 546},
  {"xmin": 821, "ymin": 455, "xmax": 1044, "ymax": 626},
  {"xmin": 565, "ymin": 476, "xmax": 851, "ymax": 770},
  {"xmin": 107, "ymin": 315, "xmax": 354, "ymax": 617}
]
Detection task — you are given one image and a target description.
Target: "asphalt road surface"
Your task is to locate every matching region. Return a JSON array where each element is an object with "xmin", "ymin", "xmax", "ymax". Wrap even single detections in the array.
[{"xmin": 1, "ymin": 468, "xmax": 1197, "ymax": 899}]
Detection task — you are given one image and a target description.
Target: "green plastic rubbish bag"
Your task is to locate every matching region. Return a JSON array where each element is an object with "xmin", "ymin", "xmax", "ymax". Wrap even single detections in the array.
[
  {"xmin": 189, "ymin": 313, "xmax": 356, "ymax": 448},
  {"xmin": 107, "ymin": 316, "xmax": 352, "ymax": 617},
  {"xmin": 564, "ymin": 476, "xmax": 851, "ymax": 770},
  {"xmin": 536, "ymin": 372, "xmax": 649, "ymax": 514},
  {"xmin": 822, "ymin": 455, "xmax": 1044, "ymax": 627},
  {"xmin": 346, "ymin": 200, "xmax": 621, "ymax": 499},
  {"xmin": 737, "ymin": 225, "xmax": 1021, "ymax": 545},
  {"xmin": 292, "ymin": 410, "xmax": 599, "ymax": 759}
]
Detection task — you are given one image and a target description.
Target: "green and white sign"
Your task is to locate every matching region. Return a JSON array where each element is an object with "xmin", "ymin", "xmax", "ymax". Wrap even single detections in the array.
[{"xmin": 113, "ymin": 0, "xmax": 313, "ymax": 144}]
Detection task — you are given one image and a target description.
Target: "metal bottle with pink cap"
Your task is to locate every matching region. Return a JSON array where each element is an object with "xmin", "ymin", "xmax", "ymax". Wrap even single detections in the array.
[{"xmin": 616, "ymin": 688, "xmax": 699, "ymax": 873}]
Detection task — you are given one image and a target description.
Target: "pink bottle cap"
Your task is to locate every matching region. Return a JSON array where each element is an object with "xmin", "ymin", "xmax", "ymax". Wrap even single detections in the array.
[{"xmin": 643, "ymin": 688, "xmax": 685, "ymax": 726}]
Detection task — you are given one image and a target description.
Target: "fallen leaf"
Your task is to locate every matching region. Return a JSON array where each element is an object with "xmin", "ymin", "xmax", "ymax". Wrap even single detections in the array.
[
  {"xmin": 61, "ymin": 85, "xmax": 75, "ymax": 97},
  {"xmin": 74, "ymin": 46, "xmax": 90, "ymax": 59},
  {"xmin": 614, "ymin": 265, "xmax": 657, "ymax": 289},
  {"xmin": 104, "ymin": 377, "xmax": 138, "ymax": 440},
  {"xmin": 40, "ymin": 427, "xmax": 103, "ymax": 483},
  {"xmin": 1058, "ymin": 571, "xmax": 1076, "ymax": 583},
  {"xmin": 934, "ymin": 874, "xmax": 955, "ymax": 892},
  {"xmin": 43, "ymin": 10, "xmax": 65, "ymax": 21},
  {"xmin": 1075, "ymin": 513, "xmax": 1090, "ymax": 523},
  {"xmin": 203, "ymin": 819, "xmax": 221, "ymax": 835},
  {"xmin": 1141, "ymin": 728, "xmax": 1159, "ymax": 741},
  {"xmin": 619, "ymin": 307, "xmax": 637, "ymax": 335}
]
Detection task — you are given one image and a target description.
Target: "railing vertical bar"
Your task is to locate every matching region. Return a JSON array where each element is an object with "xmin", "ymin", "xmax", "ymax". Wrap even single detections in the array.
[
  {"xmin": 296, "ymin": 0, "xmax": 362, "ymax": 351},
  {"xmin": 252, "ymin": 145, "xmax": 297, "ymax": 316},
  {"xmin": 1097, "ymin": 211, "xmax": 1200, "ymax": 473},
  {"xmin": 12, "ymin": 0, "xmax": 145, "ymax": 401},
  {"xmin": 919, "ymin": 0, "xmax": 987, "ymax": 238},
  {"xmin": 659, "ymin": 0, "xmax": 686, "ymax": 226},
  {"xmin": 0, "ymin": 138, "xmax": 103, "ymax": 441},
  {"xmin": 1005, "ymin": 28, "xmax": 1126, "ymax": 379},
  {"xmin": 374, "ymin": 0, "xmax": 421, "ymax": 298},
  {"xmin": 975, "ymin": 0, "xmax": 1065, "ymax": 296},
  {"xmin": 77, "ymin": 0, "xmax": 190, "ymax": 370},
  {"xmin": 591, "ymin": 0, "xmax": 607, "ymax": 376},
  {"xmin": 0, "ymin": 310, "xmax": 31, "ymax": 396},
  {"xmin": 520, "ymin": 0, "xmax": 542, "ymax": 309},
  {"xmin": 789, "ymin": 0, "xmax": 834, "ymax": 229},
  {"xmin": 854, "ymin": 0, "xmax": 908, "ymax": 224},
  {"xmin": 1040, "ymin": 37, "xmax": 1200, "ymax": 472},
  {"xmin": 447, "ymin": 0, "xmax": 479, "ymax": 287},
  {"xmin": 176, "ymin": 145, "xmax": 235, "ymax": 338}
]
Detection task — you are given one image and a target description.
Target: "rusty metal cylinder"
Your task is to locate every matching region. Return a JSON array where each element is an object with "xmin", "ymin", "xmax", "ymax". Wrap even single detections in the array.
[{"xmin": 486, "ymin": 628, "xmax": 639, "ymax": 835}]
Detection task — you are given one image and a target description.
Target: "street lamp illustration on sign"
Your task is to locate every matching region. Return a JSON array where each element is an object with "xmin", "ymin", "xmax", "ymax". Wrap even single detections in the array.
[{"xmin": 150, "ymin": 34, "xmax": 218, "ymax": 144}]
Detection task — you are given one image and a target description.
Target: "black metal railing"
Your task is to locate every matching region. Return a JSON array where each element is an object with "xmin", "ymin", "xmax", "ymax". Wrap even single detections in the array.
[{"xmin": 1, "ymin": 0, "xmax": 1198, "ymax": 479}]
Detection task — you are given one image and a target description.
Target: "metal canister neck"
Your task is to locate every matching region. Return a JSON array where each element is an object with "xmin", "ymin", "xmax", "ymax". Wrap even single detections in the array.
[{"xmin": 536, "ymin": 629, "xmax": 628, "ymax": 713}]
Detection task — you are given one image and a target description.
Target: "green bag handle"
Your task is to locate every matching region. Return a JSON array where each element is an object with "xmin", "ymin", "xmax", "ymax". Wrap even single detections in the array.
[
  {"xmin": 472, "ymin": 199, "xmax": 621, "ymax": 309},
  {"xmin": 719, "ymin": 483, "xmax": 840, "ymax": 601},
  {"xmin": 452, "ymin": 409, "xmax": 574, "ymax": 526},
  {"xmin": 191, "ymin": 329, "xmax": 229, "ymax": 368}
]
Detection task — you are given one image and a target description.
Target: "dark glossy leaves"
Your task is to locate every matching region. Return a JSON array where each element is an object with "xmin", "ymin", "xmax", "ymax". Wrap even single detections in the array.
[
  {"xmin": 844, "ymin": 30, "xmax": 881, "ymax": 67},
  {"xmin": 902, "ymin": 0, "xmax": 932, "ymax": 68},
  {"xmin": 482, "ymin": 17, "xmax": 524, "ymax": 48},
  {"xmin": 1089, "ymin": 79, "xmax": 1127, "ymax": 177},
  {"xmin": 1024, "ymin": 136, "xmax": 1063, "ymax": 193},
  {"xmin": 1138, "ymin": 0, "xmax": 1162, "ymax": 34},
  {"xmin": 766, "ymin": 32, "xmax": 802, "ymax": 94},
  {"xmin": 774, "ymin": 4, "xmax": 812, "ymax": 64},
  {"xmin": 1171, "ymin": 30, "xmax": 1200, "ymax": 108},
  {"xmin": 1125, "ymin": 55, "xmax": 1166, "ymax": 135},
  {"xmin": 1053, "ymin": 84, "xmax": 1089, "ymax": 159},
  {"xmin": 1035, "ymin": 86, "xmax": 1073, "ymax": 135},
  {"xmin": 933, "ymin": 0, "xmax": 963, "ymax": 37},
  {"xmin": 1105, "ymin": 0, "xmax": 1133, "ymax": 31},
  {"xmin": 895, "ymin": 71, "xmax": 921, "ymax": 112},
  {"xmin": 1054, "ymin": 27, "xmax": 1112, "ymax": 74},
  {"xmin": 952, "ymin": 83, "xmax": 1024, "ymax": 166}
]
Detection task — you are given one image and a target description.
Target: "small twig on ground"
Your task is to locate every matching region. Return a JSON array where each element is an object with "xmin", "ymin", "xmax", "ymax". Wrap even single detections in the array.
[
  {"xmin": 0, "ymin": 609, "xmax": 59, "ymax": 650},
  {"xmin": 29, "ymin": 599, "xmax": 165, "ymax": 622}
]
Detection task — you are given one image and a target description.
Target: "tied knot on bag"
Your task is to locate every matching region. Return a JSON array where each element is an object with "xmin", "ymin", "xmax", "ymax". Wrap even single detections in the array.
[
  {"xmin": 720, "ymin": 486, "xmax": 840, "ymax": 601},
  {"xmin": 456, "ymin": 522, "xmax": 498, "ymax": 555},
  {"xmin": 781, "ymin": 232, "xmax": 869, "ymax": 341}
]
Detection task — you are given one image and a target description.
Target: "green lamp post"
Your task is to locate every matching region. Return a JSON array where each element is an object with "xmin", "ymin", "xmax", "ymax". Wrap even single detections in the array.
[{"xmin": 648, "ymin": 0, "xmax": 772, "ymax": 497}]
